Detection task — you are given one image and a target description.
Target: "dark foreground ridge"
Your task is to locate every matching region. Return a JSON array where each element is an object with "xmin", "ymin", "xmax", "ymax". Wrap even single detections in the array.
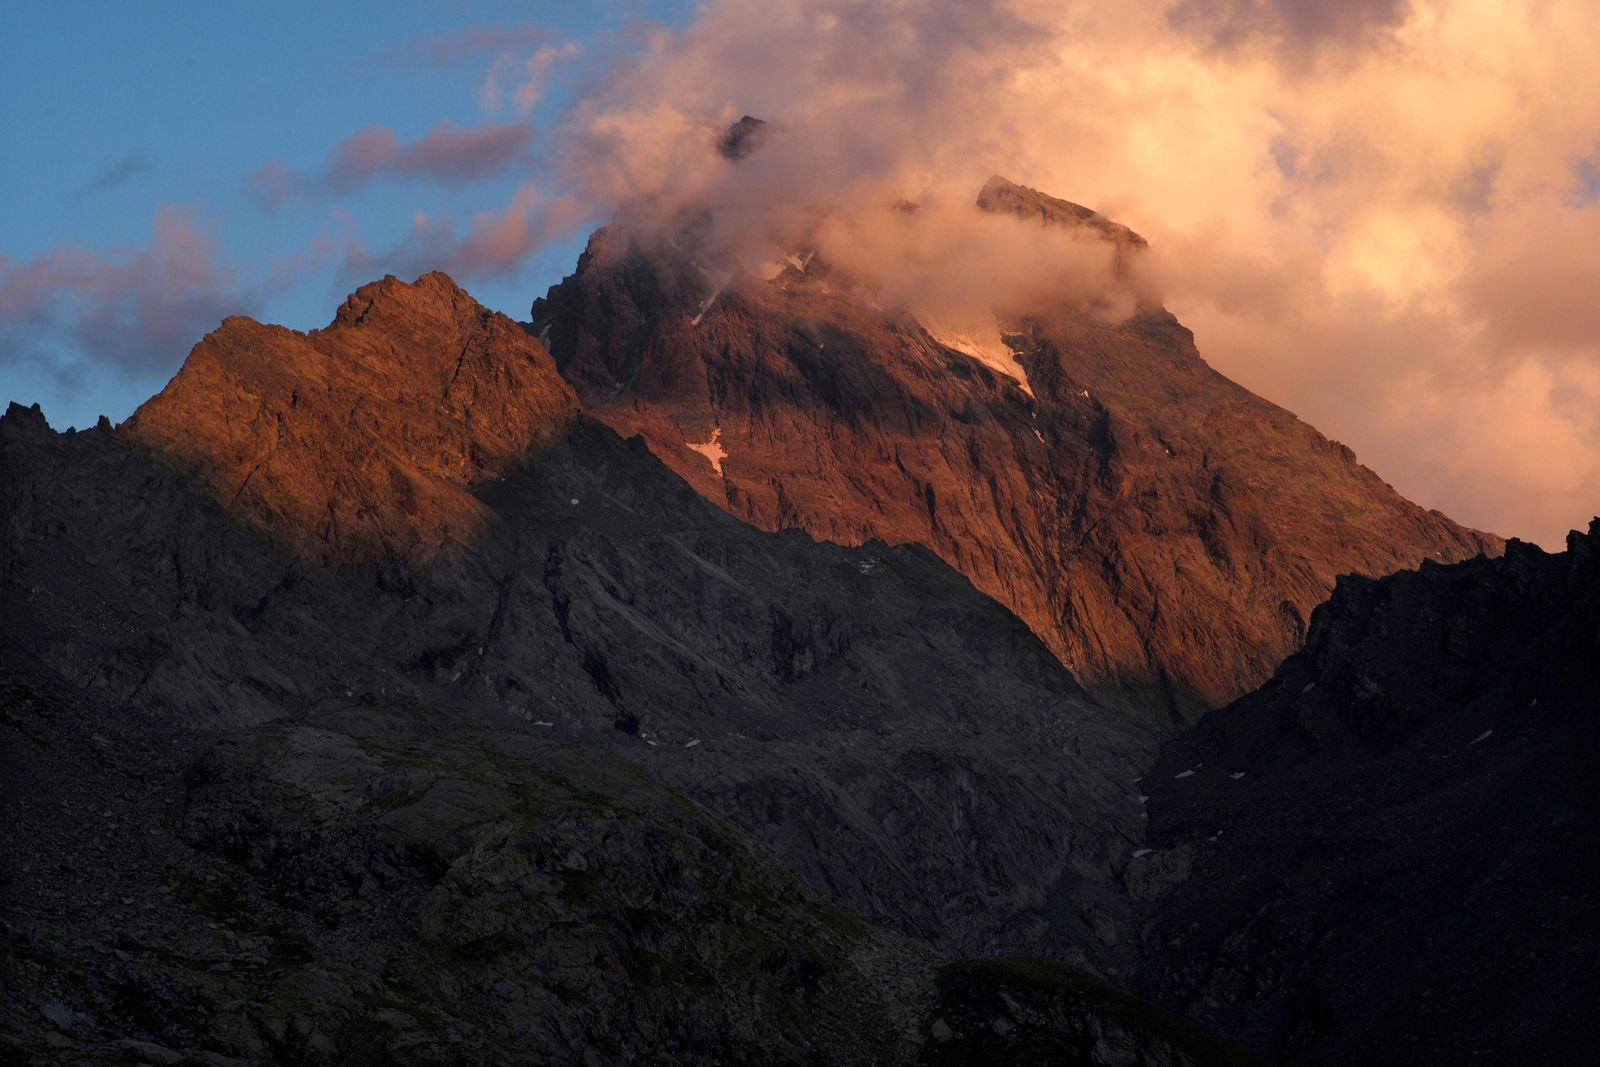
[{"xmin": 1135, "ymin": 523, "xmax": 1600, "ymax": 1063}]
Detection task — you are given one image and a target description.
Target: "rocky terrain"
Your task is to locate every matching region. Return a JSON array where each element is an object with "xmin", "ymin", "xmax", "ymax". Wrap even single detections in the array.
[
  {"xmin": 532, "ymin": 173, "xmax": 1497, "ymax": 724},
  {"xmin": 0, "ymin": 157, "xmax": 1586, "ymax": 1064},
  {"xmin": 1134, "ymin": 525, "xmax": 1600, "ymax": 1063},
  {"xmin": 0, "ymin": 655, "xmax": 1261, "ymax": 1065},
  {"xmin": 0, "ymin": 275, "xmax": 1260, "ymax": 1063},
  {"xmin": 125, "ymin": 272, "xmax": 579, "ymax": 561}
]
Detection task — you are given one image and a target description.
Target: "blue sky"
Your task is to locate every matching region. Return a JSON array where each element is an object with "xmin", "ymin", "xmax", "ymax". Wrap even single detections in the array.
[{"xmin": 0, "ymin": 1, "xmax": 694, "ymax": 429}]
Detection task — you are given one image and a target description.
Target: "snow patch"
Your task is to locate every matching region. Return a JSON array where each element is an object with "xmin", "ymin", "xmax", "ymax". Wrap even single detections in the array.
[
  {"xmin": 1229, "ymin": 772, "xmax": 1246, "ymax": 780},
  {"xmin": 1131, "ymin": 848, "xmax": 1153, "ymax": 858},
  {"xmin": 687, "ymin": 427, "xmax": 728, "ymax": 477},
  {"xmin": 685, "ymin": 739, "xmax": 702, "ymax": 748},
  {"xmin": 532, "ymin": 720, "xmax": 553, "ymax": 728},
  {"xmin": 919, "ymin": 309, "xmax": 1033, "ymax": 395},
  {"xmin": 1469, "ymin": 729, "xmax": 1493, "ymax": 746},
  {"xmin": 1174, "ymin": 769, "xmax": 1195, "ymax": 779},
  {"xmin": 690, "ymin": 267, "xmax": 733, "ymax": 326}
]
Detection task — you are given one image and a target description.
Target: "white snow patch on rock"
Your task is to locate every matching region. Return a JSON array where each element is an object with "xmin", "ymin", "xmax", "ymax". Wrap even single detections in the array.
[
  {"xmin": 918, "ymin": 309, "xmax": 1032, "ymax": 395},
  {"xmin": 1469, "ymin": 729, "xmax": 1493, "ymax": 746},
  {"xmin": 690, "ymin": 267, "xmax": 733, "ymax": 326},
  {"xmin": 685, "ymin": 739, "xmax": 702, "ymax": 748},
  {"xmin": 1229, "ymin": 771, "xmax": 1246, "ymax": 780},
  {"xmin": 1132, "ymin": 848, "xmax": 1153, "ymax": 858},
  {"xmin": 1174, "ymin": 769, "xmax": 1195, "ymax": 779},
  {"xmin": 687, "ymin": 427, "xmax": 728, "ymax": 477}
]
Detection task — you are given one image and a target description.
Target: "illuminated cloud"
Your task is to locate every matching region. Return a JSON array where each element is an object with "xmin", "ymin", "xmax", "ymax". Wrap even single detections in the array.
[
  {"xmin": 249, "ymin": 120, "xmax": 534, "ymax": 207},
  {"xmin": 545, "ymin": 0, "xmax": 1600, "ymax": 546},
  {"xmin": 479, "ymin": 42, "xmax": 581, "ymax": 118},
  {"xmin": 339, "ymin": 184, "xmax": 583, "ymax": 283},
  {"xmin": 0, "ymin": 206, "xmax": 242, "ymax": 375},
  {"xmin": 353, "ymin": 24, "xmax": 551, "ymax": 70}
]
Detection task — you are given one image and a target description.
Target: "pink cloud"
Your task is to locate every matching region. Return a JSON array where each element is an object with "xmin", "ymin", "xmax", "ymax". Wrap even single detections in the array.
[
  {"xmin": 0, "ymin": 206, "xmax": 244, "ymax": 374},
  {"xmin": 251, "ymin": 120, "xmax": 534, "ymax": 206},
  {"xmin": 338, "ymin": 185, "xmax": 583, "ymax": 284},
  {"xmin": 352, "ymin": 24, "xmax": 550, "ymax": 70}
]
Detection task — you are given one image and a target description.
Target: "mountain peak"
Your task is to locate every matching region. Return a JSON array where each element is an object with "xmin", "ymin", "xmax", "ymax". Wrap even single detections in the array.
[
  {"xmin": 718, "ymin": 115, "xmax": 769, "ymax": 160},
  {"xmin": 977, "ymin": 175, "xmax": 1147, "ymax": 248},
  {"xmin": 123, "ymin": 273, "xmax": 578, "ymax": 559}
]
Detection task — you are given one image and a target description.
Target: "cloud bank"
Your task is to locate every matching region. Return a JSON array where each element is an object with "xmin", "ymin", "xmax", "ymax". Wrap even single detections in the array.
[
  {"xmin": 249, "ymin": 120, "xmax": 534, "ymax": 208},
  {"xmin": 547, "ymin": 0, "xmax": 1600, "ymax": 547},
  {"xmin": 0, "ymin": 206, "xmax": 243, "ymax": 380}
]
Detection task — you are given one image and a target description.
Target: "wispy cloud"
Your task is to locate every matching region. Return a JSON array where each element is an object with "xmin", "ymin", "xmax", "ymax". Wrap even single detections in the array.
[
  {"xmin": 80, "ymin": 155, "xmax": 151, "ymax": 198},
  {"xmin": 479, "ymin": 42, "xmax": 581, "ymax": 118},
  {"xmin": 339, "ymin": 184, "xmax": 584, "ymax": 284},
  {"xmin": 0, "ymin": 206, "xmax": 243, "ymax": 375},
  {"xmin": 347, "ymin": 24, "xmax": 550, "ymax": 71},
  {"xmin": 247, "ymin": 120, "xmax": 534, "ymax": 208}
]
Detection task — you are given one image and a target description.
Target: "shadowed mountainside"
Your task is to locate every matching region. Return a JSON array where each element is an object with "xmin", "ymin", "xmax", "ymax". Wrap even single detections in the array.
[{"xmin": 1133, "ymin": 523, "xmax": 1600, "ymax": 1064}]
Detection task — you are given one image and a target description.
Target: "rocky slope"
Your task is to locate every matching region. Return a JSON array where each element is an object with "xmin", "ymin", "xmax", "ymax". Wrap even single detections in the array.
[
  {"xmin": 0, "ymin": 273, "xmax": 1259, "ymax": 1060},
  {"xmin": 532, "ymin": 172, "xmax": 1498, "ymax": 723},
  {"xmin": 0, "ymin": 376, "xmax": 1151, "ymax": 971},
  {"xmin": 0, "ymin": 655, "xmax": 1260, "ymax": 1065},
  {"xmin": 124, "ymin": 272, "xmax": 579, "ymax": 560},
  {"xmin": 1133, "ymin": 523, "xmax": 1600, "ymax": 1063}
]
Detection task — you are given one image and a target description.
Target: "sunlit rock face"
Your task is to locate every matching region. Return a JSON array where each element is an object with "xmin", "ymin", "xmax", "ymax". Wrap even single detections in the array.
[
  {"xmin": 124, "ymin": 271, "xmax": 579, "ymax": 561},
  {"xmin": 532, "ymin": 167, "xmax": 1499, "ymax": 725}
]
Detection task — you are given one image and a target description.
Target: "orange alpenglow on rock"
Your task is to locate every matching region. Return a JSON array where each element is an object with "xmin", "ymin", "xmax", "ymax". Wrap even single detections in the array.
[
  {"xmin": 124, "ymin": 271, "xmax": 579, "ymax": 559},
  {"xmin": 532, "ymin": 176, "xmax": 1501, "ymax": 724}
]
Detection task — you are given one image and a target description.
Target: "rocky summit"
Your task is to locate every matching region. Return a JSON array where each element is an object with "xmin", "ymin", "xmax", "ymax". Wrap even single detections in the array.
[
  {"xmin": 125, "ymin": 272, "xmax": 579, "ymax": 560},
  {"xmin": 0, "ymin": 158, "xmax": 1586, "ymax": 1064},
  {"xmin": 531, "ymin": 174, "xmax": 1497, "ymax": 725}
]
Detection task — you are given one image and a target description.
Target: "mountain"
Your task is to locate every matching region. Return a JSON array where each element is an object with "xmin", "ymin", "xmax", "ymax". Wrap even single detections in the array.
[
  {"xmin": 0, "ymin": 259, "xmax": 1585, "ymax": 1063},
  {"xmin": 124, "ymin": 272, "xmax": 579, "ymax": 560},
  {"xmin": 531, "ymin": 173, "xmax": 1498, "ymax": 724},
  {"xmin": 1132, "ymin": 523, "xmax": 1600, "ymax": 1063},
  {"xmin": 0, "ymin": 276, "xmax": 1264, "ymax": 1063}
]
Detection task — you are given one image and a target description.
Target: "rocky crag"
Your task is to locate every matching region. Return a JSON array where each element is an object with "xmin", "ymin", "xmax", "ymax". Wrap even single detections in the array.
[
  {"xmin": 0, "ymin": 275, "xmax": 1260, "ymax": 1063},
  {"xmin": 1134, "ymin": 524, "xmax": 1600, "ymax": 1063},
  {"xmin": 532, "ymin": 173, "xmax": 1497, "ymax": 723}
]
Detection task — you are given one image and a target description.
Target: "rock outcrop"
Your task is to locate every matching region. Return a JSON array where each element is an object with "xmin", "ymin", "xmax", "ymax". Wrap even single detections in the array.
[
  {"xmin": 1133, "ymin": 523, "xmax": 1600, "ymax": 1063},
  {"xmin": 532, "ymin": 174, "xmax": 1499, "ymax": 723},
  {"xmin": 124, "ymin": 272, "xmax": 579, "ymax": 560}
]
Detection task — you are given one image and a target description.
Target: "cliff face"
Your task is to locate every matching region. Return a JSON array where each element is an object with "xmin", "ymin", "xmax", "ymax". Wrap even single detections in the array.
[
  {"xmin": 1134, "ymin": 524, "xmax": 1600, "ymax": 1063},
  {"xmin": 123, "ymin": 272, "xmax": 579, "ymax": 560},
  {"xmin": 532, "ymin": 177, "xmax": 1499, "ymax": 724}
]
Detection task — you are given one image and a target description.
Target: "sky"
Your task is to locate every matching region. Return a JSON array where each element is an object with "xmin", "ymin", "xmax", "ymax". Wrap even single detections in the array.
[{"xmin": 2, "ymin": 0, "xmax": 1597, "ymax": 547}]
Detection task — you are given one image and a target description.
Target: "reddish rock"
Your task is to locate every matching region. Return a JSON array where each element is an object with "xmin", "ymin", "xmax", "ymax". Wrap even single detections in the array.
[
  {"xmin": 532, "ymin": 179, "xmax": 1500, "ymax": 723},
  {"xmin": 125, "ymin": 272, "xmax": 578, "ymax": 560}
]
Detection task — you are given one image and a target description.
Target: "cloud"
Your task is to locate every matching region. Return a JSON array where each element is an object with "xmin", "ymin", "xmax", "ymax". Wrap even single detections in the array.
[
  {"xmin": 339, "ymin": 184, "xmax": 584, "ymax": 284},
  {"xmin": 351, "ymin": 24, "xmax": 551, "ymax": 70},
  {"xmin": 80, "ymin": 155, "xmax": 151, "ymax": 197},
  {"xmin": 544, "ymin": 0, "xmax": 1600, "ymax": 547},
  {"xmin": 1168, "ymin": 0, "xmax": 1415, "ymax": 53},
  {"xmin": 249, "ymin": 120, "xmax": 534, "ymax": 207},
  {"xmin": 479, "ymin": 42, "xmax": 581, "ymax": 117},
  {"xmin": 0, "ymin": 206, "xmax": 243, "ymax": 376}
]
